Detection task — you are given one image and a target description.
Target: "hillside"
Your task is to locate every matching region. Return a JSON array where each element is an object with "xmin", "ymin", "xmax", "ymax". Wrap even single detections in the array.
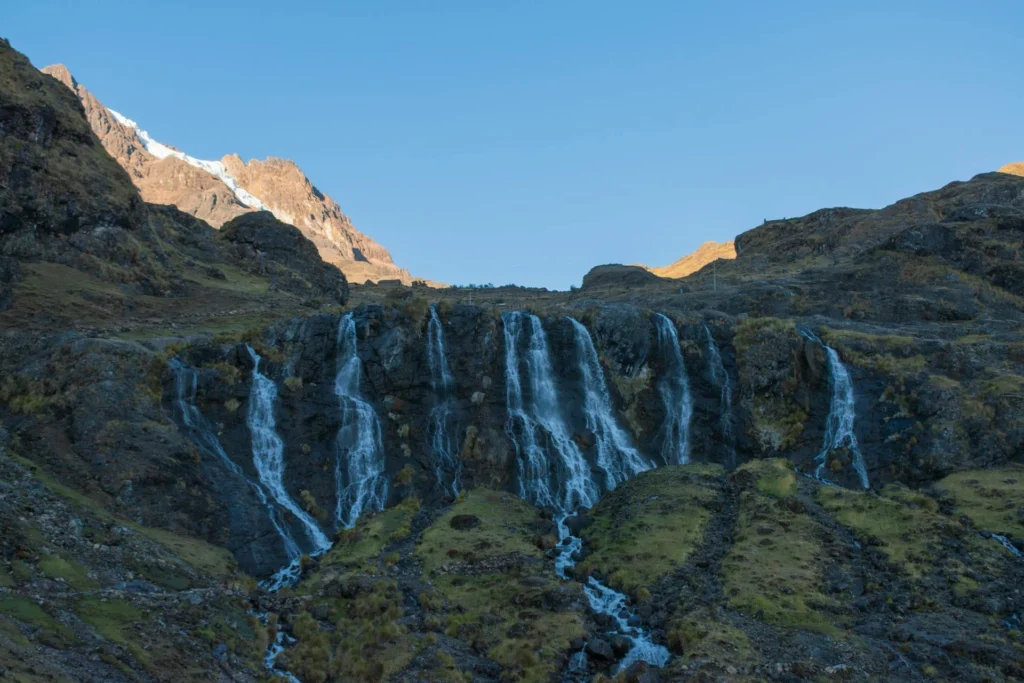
[
  {"xmin": 642, "ymin": 240, "xmax": 737, "ymax": 279},
  {"xmin": 1, "ymin": 35, "xmax": 1023, "ymax": 682}
]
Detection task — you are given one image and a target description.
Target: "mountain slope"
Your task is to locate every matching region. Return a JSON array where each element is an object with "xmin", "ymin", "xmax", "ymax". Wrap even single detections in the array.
[
  {"xmin": 1000, "ymin": 161, "xmax": 1024, "ymax": 177},
  {"xmin": 41, "ymin": 64, "xmax": 424, "ymax": 285},
  {"xmin": 642, "ymin": 239, "xmax": 736, "ymax": 278}
]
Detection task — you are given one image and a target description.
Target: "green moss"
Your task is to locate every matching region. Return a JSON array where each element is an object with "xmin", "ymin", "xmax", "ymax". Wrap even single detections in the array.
[
  {"xmin": 579, "ymin": 464, "xmax": 724, "ymax": 592},
  {"xmin": 414, "ymin": 489, "xmax": 585, "ymax": 683},
  {"xmin": 816, "ymin": 485, "xmax": 951, "ymax": 577},
  {"xmin": 203, "ymin": 361, "xmax": 241, "ymax": 386},
  {"xmin": 739, "ymin": 458, "xmax": 797, "ymax": 498},
  {"xmin": 938, "ymin": 464, "xmax": 1024, "ymax": 540},
  {"xmin": 417, "ymin": 489, "xmax": 542, "ymax": 573},
  {"xmin": 0, "ymin": 596, "xmax": 74, "ymax": 644},
  {"xmin": 733, "ymin": 317, "xmax": 796, "ymax": 355},
  {"xmin": 38, "ymin": 553, "xmax": 98, "ymax": 591},
  {"xmin": 302, "ymin": 499, "xmax": 420, "ymax": 594},
  {"xmin": 667, "ymin": 608, "xmax": 754, "ymax": 665},
  {"xmin": 76, "ymin": 597, "xmax": 150, "ymax": 667},
  {"xmin": 722, "ymin": 484, "xmax": 837, "ymax": 634}
]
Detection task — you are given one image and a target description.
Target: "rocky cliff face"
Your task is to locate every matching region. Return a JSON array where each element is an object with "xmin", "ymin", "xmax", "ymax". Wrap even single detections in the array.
[
  {"xmin": 3, "ymin": 36, "xmax": 1024, "ymax": 683},
  {"xmin": 40, "ymin": 64, "xmax": 425, "ymax": 285}
]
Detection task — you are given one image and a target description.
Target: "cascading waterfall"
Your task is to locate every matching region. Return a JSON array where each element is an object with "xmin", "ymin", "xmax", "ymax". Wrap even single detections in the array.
[
  {"xmin": 427, "ymin": 305, "xmax": 461, "ymax": 496},
  {"xmin": 169, "ymin": 359, "xmax": 302, "ymax": 581},
  {"xmin": 703, "ymin": 324, "xmax": 736, "ymax": 464},
  {"xmin": 503, "ymin": 311, "xmax": 599, "ymax": 510},
  {"xmin": 503, "ymin": 311, "xmax": 669, "ymax": 673},
  {"xmin": 246, "ymin": 345, "xmax": 331, "ymax": 558},
  {"xmin": 798, "ymin": 329, "xmax": 870, "ymax": 489},
  {"xmin": 653, "ymin": 314, "xmax": 693, "ymax": 465},
  {"xmin": 333, "ymin": 313, "xmax": 388, "ymax": 529},
  {"xmin": 568, "ymin": 317, "xmax": 651, "ymax": 489}
]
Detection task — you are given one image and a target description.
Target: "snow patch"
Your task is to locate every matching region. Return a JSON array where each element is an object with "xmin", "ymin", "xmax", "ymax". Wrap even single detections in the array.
[{"xmin": 108, "ymin": 108, "xmax": 266, "ymax": 211}]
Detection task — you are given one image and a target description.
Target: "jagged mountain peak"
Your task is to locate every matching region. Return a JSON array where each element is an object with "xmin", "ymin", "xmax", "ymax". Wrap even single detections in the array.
[{"xmin": 40, "ymin": 63, "xmax": 426, "ymax": 285}]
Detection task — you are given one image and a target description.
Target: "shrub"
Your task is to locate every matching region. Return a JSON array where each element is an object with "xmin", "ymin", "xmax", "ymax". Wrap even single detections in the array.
[{"xmin": 395, "ymin": 465, "xmax": 415, "ymax": 487}]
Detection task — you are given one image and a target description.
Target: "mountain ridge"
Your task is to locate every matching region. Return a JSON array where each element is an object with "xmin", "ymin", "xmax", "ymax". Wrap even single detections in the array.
[{"xmin": 40, "ymin": 63, "xmax": 433, "ymax": 286}]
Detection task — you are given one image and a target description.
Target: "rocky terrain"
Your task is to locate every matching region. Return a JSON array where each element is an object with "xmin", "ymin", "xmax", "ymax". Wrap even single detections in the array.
[
  {"xmin": 39, "ymin": 63, "xmax": 426, "ymax": 286},
  {"xmin": 2, "ymin": 35, "xmax": 1024, "ymax": 682}
]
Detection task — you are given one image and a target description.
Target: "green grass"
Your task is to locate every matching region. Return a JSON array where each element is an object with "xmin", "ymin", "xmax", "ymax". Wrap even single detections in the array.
[
  {"xmin": 722, "ymin": 472, "xmax": 838, "ymax": 634},
  {"xmin": 578, "ymin": 464, "xmax": 724, "ymax": 593},
  {"xmin": 739, "ymin": 458, "xmax": 797, "ymax": 498},
  {"xmin": 0, "ymin": 596, "xmax": 75, "ymax": 644},
  {"xmin": 300, "ymin": 498, "xmax": 421, "ymax": 594},
  {"xmin": 417, "ymin": 489, "xmax": 544, "ymax": 573},
  {"xmin": 667, "ymin": 607, "xmax": 754, "ymax": 664},
  {"xmin": 12, "ymin": 453, "xmax": 236, "ymax": 580},
  {"xmin": 938, "ymin": 464, "xmax": 1024, "ymax": 540},
  {"xmin": 76, "ymin": 597, "xmax": 152, "ymax": 668},
  {"xmin": 816, "ymin": 485, "xmax": 953, "ymax": 577},
  {"xmin": 733, "ymin": 317, "xmax": 796, "ymax": 354},
  {"xmin": 414, "ymin": 489, "xmax": 585, "ymax": 683},
  {"xmin": 38, "ymin": 553, "xmax": 98, "ymax": 591}
]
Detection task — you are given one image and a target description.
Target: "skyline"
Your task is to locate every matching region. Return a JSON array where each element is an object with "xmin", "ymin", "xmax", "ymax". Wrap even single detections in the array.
[{"xmin": 5, "ymin": 1, "xmax": 1023, "ymax": 288}]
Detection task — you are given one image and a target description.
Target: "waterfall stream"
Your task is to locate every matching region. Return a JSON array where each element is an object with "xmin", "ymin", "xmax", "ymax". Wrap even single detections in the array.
[
  {"xmin": 169, "ymin": 359, "xmax": 301, "ymax": 581},
  {"xmin": 246, "ymin": 345, "xmax": 332, "ymax": 589},
  {"xmin": 568, "ymin": 317, "xmax": 652, "ymax": 489},
  {"xmin": 653, "ymin": 314, "xmax": 693, "ymax": 465},
  {"xmin": 503, "ymin": 311, "xmax": 599, "ymax": 510},
  {"xmin": 798, "ymin": 329, "xmax": 870, "ymax": 489},
  {"xmin": 333, "ymin": 313, "xmax": 388, "ymax": 529},
  {"xmin": 504, "ymin": 311, "xmax": 669, "ymax": 674},
  {"xmin": 703, "ymin": 324, "xmax": 736, "ymax": 464},
  {"xmin": 427, "ymin": 305, "xmax": 461, "ymax": 496}
]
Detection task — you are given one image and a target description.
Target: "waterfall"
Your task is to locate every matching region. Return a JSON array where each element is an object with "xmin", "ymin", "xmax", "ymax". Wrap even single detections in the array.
[
  {"xmin": 568, "ymin": 318, "xmax": 651, "ymax": 489},
  {"xmin": 703, "ymin": 324, "xmax": 736, "ymax": 464},
  {"xmin": 503, "ymin": 311, "xmax": 668, "ymax": 673},
  {"xmin": 798, "ymin": 328, "xmax": 870, "ymax": 489},
  {"xmin": 246, "ymin": 345, "xmax": 332, "ymax": 591},
  {"xmin": 170, "ymin": 359, "xmax": 302, "ymax": 576},
  {"xmin": 427, "ymin": 305, "xmax": 461, "ymax": 496},
  {"xmin": 503, "ymin": 311, "xmax": 599, "ymax": 510},
  {"xmin": 333, "ymin": 313, "xmax": 388, "ymax": 529},
  {"xmin": 652, "ymin": 314, "xmax": 693, "ymax": 465}
]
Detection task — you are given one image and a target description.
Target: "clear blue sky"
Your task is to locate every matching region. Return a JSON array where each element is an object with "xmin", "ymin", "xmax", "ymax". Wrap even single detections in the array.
[{"xmin": 6, "ymin": 1, "xmax": 1022, "ymax": 288}]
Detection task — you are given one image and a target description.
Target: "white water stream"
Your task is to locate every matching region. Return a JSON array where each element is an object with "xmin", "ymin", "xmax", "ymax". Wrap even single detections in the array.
[
  {"xmin": 704, "ymin": 323, "xmax": 736, "ymax": 464},
  {"xmin": 246, "ymin": 345, "xmax": 332, "ymax": 589},
  {"xmin": 170, "ymin": 359, "xmax": 302, "ymax": 583},
  {"xmin": 333, "ymin": 313, "xmax": 388, "ymax": 529},
  {"xmin": 798, "ymin": 329, "xmax": 870, "ymax": 489},
  {"xmin": 427, "ymin": 305, "xmax": 461, "ymax": 496},
  {"xmin": 653, "ymin": 314, "xmax": 693, "ymax": 465},
  {"xmin": 504, "ymin": 311, "xmax": 670, "ymax": 674}
]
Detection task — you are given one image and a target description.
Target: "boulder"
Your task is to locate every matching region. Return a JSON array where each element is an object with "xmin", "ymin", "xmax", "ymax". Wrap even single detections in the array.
[
  {"xmin": 449, "ymin": 514, "xmax": 482, "ymax": 531},
  {"xmin": 585, "ymin": 638, "xmax": 615, "ymax": 661}
]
